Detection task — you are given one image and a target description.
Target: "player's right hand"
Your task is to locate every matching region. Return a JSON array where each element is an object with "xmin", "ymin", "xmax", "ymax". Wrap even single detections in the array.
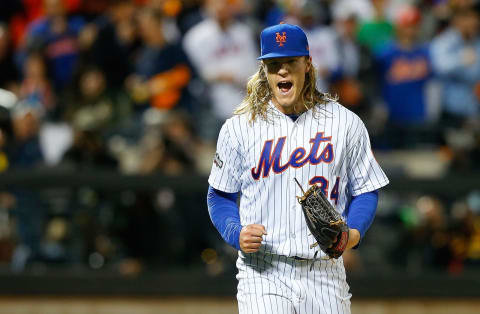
[{"xmin": 239, "ymin": 224, "xmax": 267, "ymax": 253}]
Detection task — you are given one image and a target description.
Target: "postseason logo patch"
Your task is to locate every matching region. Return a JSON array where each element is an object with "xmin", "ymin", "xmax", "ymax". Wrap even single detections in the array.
[{"xmin": 213, "ymin": 152, "xmax": 224, "ymax": 169}]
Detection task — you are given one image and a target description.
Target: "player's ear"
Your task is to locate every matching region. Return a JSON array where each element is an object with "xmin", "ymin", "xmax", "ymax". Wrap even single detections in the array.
[
  {"xmin": 305, "ymin": 56, "xmax": 312, "ymax": 73},
  {"xmin": 260, "ymin": 61, "xmax": 267, "ymax": 77}
]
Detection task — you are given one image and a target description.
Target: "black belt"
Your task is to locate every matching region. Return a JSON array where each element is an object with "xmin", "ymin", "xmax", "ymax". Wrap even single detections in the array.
[{"xmin": 292, "ymin": 256, "xmax": 309, "ymax": 261}]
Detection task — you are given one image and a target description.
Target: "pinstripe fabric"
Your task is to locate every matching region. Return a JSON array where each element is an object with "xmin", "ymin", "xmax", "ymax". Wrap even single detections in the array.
[
  {"xmin": 208, "ymin": 100, "xmax": 388, "ymax": 313},
  {"xmin": 236, "ymin": 251, "xmax": 351, "ymax": 314}
]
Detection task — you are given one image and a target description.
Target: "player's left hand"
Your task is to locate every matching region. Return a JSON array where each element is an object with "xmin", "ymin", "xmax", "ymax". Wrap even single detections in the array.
[{"xmin": 345, "ymin": 229, "xmax": 360, "ymax": 250}]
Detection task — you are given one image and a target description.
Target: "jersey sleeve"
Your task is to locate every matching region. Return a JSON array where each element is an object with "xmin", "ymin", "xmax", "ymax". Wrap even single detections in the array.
[
  {"xmin": 208, "ymin": 121, "xmax": 242, "ymax": 193},
  {"xmin": 347, "ymin": 118, "xmax": 389, "ymax": 196}
]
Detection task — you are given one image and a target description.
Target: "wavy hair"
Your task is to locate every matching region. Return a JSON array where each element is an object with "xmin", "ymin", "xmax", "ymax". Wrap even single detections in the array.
[{"xmin": 234, "ymin": 57, "xmax": 334, "ymax": 123}]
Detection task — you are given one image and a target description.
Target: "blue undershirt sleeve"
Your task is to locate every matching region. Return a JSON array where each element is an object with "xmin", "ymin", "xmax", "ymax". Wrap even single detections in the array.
[
  {"xmin": 345, "ymin": 190, "xmax": 379, "ymax": 248},
  {"xmin": 206, "ymin": 185, "xmax": 242, "ymax": 250}
]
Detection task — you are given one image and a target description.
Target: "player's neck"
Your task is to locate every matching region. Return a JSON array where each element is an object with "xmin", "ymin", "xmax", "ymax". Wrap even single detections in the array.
[{"xmin": 271, "ymin": 98, "xmax": 306, "ymax": 115}]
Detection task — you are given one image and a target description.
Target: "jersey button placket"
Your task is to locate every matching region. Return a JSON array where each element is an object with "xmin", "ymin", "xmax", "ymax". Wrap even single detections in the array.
[
  {"xmin": 292, "ymin": 120, "xmax": 308, "ymax": 257},
  {"xmin": 289, "ymin": 120, "xmax": 298, "ymax": 252}
]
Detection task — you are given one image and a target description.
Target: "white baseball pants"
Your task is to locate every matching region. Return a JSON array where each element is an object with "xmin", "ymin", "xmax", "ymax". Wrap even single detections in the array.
[{"xmin": 236, "ymin": 251, "xmax": 351, "ymax": 314}]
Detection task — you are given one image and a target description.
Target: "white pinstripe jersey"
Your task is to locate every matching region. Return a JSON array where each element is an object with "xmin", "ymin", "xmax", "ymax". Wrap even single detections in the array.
[{"xmin": 208, "ymin": 101, "xmax": 389, "ymax": 259}]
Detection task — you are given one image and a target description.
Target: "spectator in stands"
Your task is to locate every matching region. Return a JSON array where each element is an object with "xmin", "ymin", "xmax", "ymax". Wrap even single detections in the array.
[
  {"xmin": 65, "ymin": 65, "xmax": 131, "ymax": 134},
  {"xmin": 20, "ymin": 0, "xmax": 85, "ymax": 92},
  {"xmin": 0, "ymin": 23, "xmax": 20, "ymax": 92},
  {"xmin": 7, "ymin": 103, "xmax": 44, "ymax": 167},
  {"xmin": 82, "ymin": 0, "xmax": 138, "ymax": 90},
  {"xmin": 430, "ymin": 6, "xmax": 480, "ymax": 128},
  {"xmin": 330, "ymin": 7, "xmax": 366, "ymax": 112},
  {"xmin": 19, "ymin": 52, "xmax": 55, "ymax": 117},
  {"xmin": 332, "ymin": 8, "xmax": 362, "ymax": 85},
  {"xmin": 139, "ymin": 110, "xmax": 197, "ymax": 175},
  {"xmin": 394, "ymin": 195, "xmax": 451, "ymax": 271},
  {"xmin": 60, "ymin": 64, "xmax": 127, "ymax": 170},
  {"xmin": 62, "ymin": 82, "xmax": 119, "ymax": 170},
  {"xmin": 147, "ymin": 0, "xmax": 182, "ymax": 43},
  {"xmin": 374, "ymin": 6, "xmax": 433, "ymax": 134},
  {"xmin": 129, "ymin": 8, "xmax": 194, "ymax": 113},
  {"xmin": 182, "ymin": 0, "xmax": 257, "ymax": 136},
  {"xmin": 357, "ymin": 0, "xmax": 395, "ymax": 54}
]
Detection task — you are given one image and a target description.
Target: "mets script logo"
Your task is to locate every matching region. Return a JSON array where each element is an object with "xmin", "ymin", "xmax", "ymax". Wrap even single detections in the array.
[
  {"xmin": 251, "ymin": 132, "xmax": 334, "ymax": 180},
  {"xmin": 275, "ymin": 32, "xmax": 287, "ymax": 46}
]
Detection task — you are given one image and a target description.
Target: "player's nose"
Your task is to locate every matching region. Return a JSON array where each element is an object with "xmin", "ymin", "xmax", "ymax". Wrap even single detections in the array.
[{"xmin": 278, "ymin": 63, "xmax": 289, "ymax": 76}]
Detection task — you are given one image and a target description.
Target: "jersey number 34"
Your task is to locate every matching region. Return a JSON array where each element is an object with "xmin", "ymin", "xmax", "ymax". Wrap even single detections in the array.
[{"xmin": 308, "ymin": 176, "xmax": 340, "ymax": 205}]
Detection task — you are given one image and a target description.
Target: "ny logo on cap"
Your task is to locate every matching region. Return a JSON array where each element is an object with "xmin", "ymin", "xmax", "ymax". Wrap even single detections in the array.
[{"xmin": 275, "ymin": 32, "xmax": 286, "ymax": 46}]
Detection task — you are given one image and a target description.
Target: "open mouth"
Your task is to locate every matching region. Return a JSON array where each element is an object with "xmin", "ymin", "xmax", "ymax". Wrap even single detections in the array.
[{"xmin": 277, "ymin": 81, "xmax": 293, "ymax": 94}]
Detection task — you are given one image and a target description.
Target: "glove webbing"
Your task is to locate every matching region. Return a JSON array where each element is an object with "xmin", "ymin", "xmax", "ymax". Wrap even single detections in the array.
[{"xmin": 303, "ymin": 188, "xmax": 342, "ymax": 224}]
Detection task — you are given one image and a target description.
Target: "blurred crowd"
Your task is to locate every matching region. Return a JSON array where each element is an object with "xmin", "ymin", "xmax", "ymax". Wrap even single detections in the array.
[
  {"xmin": 0, "ymin": 0, "xmax": 479, "ymax": 275},
  {"xmin": 342, "ymin": 190, "xmax": 480, "ymax": 276}
]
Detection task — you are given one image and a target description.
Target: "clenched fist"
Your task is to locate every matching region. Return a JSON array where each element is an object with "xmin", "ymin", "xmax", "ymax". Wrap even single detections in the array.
[{"xmin": 239, "ymin": 224, "xmax": 267, "ymax": 253}]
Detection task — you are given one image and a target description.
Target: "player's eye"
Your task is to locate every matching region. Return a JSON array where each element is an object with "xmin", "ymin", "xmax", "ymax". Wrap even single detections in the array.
[{"xmin": 265, "ymin": 61, "xmax": 281, "ymax": 72}]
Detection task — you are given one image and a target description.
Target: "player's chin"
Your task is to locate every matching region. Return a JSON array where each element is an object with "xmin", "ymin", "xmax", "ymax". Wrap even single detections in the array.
[
  {"xmin": 273, "ymin": 92, "xmax": 294, "ymax": 105},
  {"xmin": 277, "ymin": 97, "xmax": 297, "ymax": 109}
]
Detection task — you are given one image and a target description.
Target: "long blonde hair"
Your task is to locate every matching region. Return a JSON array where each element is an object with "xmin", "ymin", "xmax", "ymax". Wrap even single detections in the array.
[{"xmin": 234, "ymin": 57, "xmax": 334, "ymax": 122}]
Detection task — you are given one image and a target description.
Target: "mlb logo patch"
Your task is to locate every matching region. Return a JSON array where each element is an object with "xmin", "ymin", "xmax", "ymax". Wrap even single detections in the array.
[{"xmin": 214, "ymin": 153, "xmax": 224, "ymax": 169}]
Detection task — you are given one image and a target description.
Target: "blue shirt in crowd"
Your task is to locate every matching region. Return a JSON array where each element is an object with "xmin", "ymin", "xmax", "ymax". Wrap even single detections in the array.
[
  {"xmin": 430, "ymin": 28, "xmax": 480, "ymax": 117},
  {"xmin": 27, "ymin": 16, "xmax": 85, "ymax": 91},
  {"xmin": 375, "ymin": 42, "xmax": 432, "ymax": 124}
]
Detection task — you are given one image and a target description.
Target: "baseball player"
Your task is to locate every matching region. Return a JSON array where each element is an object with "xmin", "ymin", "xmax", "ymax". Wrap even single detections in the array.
[{"xmin": 207, "ymin": 23, "xmax": 389, "ymax": 314}]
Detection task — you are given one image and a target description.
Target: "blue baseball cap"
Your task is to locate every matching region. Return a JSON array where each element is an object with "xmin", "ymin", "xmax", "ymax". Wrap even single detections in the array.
[{"xmin": 257, "ymin": 23, "xmax": 310, "ymax": 60}]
